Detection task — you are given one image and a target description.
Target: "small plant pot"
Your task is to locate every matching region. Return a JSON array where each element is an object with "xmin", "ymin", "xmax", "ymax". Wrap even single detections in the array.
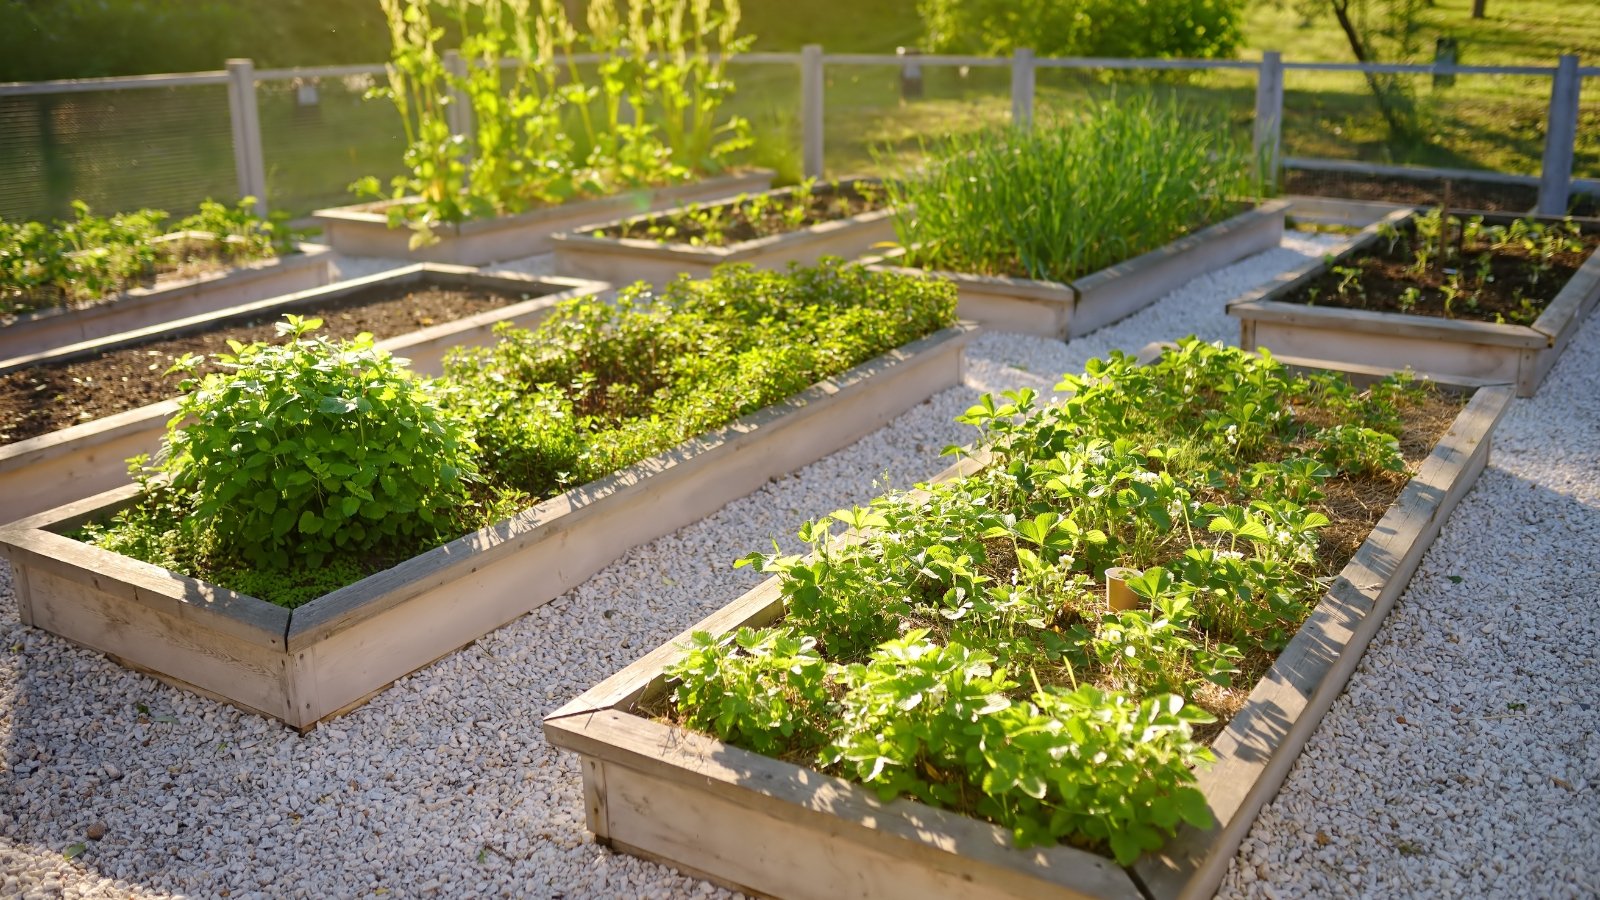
[{"xmin": 1104, "ymin": 567, "xmax": 1143, "ymax": 612}]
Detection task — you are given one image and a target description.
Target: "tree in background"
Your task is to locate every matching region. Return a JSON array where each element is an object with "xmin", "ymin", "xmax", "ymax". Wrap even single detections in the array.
[
  {"xmin": 1283, "ymin": 0, "xmax": 1425, "ymax": 138},
  {"xmin": 917, "ymin": 0, "xmax": 1247, "ymax": 60},
  {"xmin": 0, "ymin": 0, "xmax": 390, "ymax": 82}
]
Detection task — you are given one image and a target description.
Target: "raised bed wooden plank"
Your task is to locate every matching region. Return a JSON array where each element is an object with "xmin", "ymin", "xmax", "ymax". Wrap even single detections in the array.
[
  {"xmin": 0, "ymin": 323, "xmax": 973, "ymax": 730},
  {"xmin": 0, "ymin": 266, "xmax": 606, "ymax": 523},
  {"xmin": 543, "ymin": 362, "xmax": 1512, "ymax": 900},
  {"xmin": 1230, "ymin": 208, "xmax": 1600, "ymax": 397},
  {"xmin": 1283, "ymin": 195, "xmax": 1414, "ymax": 228},
  {"xmin": 551, "ymin": 179, "xmax": 897, "ymax": 285},
  {"xmin": 866, "ymin": 202, "xmax": 1288, "ymax": 340},
  {"xmin": 312, "ymin": 171, "xmax": 774, "ymax": 265},
  {"xmin": 0, "ymin": 240, "xmax": 333, "ymax": 363}
]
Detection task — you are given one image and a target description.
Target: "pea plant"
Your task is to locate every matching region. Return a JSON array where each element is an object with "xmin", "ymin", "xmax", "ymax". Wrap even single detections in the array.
[
  {"xmin": 357, "ymin": 0, "xmax": 752, "ymax": 247},
  {"xmin": 668, "ymin": 339, "xmax": 1438, "ymax": 864},
  {"xmin": 1, "ymin": 198, "xmax": 293, "ymax": 318}
]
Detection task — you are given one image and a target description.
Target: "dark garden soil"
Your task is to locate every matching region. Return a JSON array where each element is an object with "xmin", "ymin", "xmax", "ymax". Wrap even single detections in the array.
[
  {"xmin": 594, "ymin": 180, "xmax": 886, "ymax": 246},
  {"xmin": 1288, "ymin": 224, "xmax": 1599, "ymax": 324},
  {"xmin": 0, "ymin": 284, "xmax": 533, "ymax": 445},
  {"xmin": 1284, "ymin": 169, "xmax": 1539, "ymax": 212}
]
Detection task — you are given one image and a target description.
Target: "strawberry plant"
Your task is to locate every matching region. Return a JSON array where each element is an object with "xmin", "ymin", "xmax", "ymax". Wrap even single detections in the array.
[{"xmin": 667, "ymin": 339, "xmax": 1448, "ymax": 864}]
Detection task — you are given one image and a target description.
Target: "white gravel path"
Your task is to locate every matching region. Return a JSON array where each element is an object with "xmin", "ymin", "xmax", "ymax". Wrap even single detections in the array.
[{"xmin": 5, "ymin": 229, "xmax": 1594, "ymax": 899}]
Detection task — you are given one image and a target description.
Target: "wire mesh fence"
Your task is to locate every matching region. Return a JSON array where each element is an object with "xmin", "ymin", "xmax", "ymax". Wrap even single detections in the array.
[
  {"xmin": 0, "ymin": 84, "xmax": 236, "ymax": 222},
  {"xmin": 257, "ymin": 72, "xmax": 407, "ymax": 218},
  {"xmin": 0, "ymin": 52, "xmax": 1590, "ymax": 226}
]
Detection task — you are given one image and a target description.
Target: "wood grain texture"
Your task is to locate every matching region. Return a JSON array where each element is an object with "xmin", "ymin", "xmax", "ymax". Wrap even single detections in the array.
[
  {"xmin": 284, "ymin": 326, "xmax": 971, "ymax": 724},
  {"xmin": 549, "ymin": 711, "xmax": 1141, "ymax": 900},
  {"xmin": 1135, "ymin": 386, "xmax": 1512, "ymax": 900},
  {"xmin": 0, "ymin": 320, "xmax": 972, "ymax": 729},
  {"xmin": 1069, "ymin": 201, "xmax": 1288, "ymax": 337},
  {"xmin": 869, "ymin": 203, "xmax": 1287, "ymax": 341},
  {"xmin": 1230, "ymin": 208, "xmax": 1600, "ymax": 398}
]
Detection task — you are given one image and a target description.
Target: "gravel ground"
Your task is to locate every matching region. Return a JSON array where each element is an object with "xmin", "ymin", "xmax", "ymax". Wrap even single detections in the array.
[{"xmin": 6, "ymin": 229, "xmax": 1594, "ymax": 899}]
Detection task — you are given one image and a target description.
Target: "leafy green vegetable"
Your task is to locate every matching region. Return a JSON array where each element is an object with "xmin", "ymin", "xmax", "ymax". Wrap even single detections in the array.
[{"xmin": 669, "ymin": 339, "xmax": 1438, "ymax": 862}]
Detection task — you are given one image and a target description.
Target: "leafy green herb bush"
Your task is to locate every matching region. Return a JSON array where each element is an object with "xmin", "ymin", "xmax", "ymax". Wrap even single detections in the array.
[
  {"xmin": 82, "ymin": 260, "xmax": 956, "ymax": 606},
  {"xmin": 669, "ymin": 339, "xmax": 1441, "ymax": 863},
  {"xmin": 359, "ymin": 0, "xmax": 752, "ymax": 246},
  {"xmin": 80, "ymin": 315, "xmax": 482, "ymax": 604},
  {"xmin": 1, "ymin": 198, "xmax": 292, "ymax": 318},
  {"xmin": 881, "ymin": 97, "xmax": 1264, "ymax": 283}
]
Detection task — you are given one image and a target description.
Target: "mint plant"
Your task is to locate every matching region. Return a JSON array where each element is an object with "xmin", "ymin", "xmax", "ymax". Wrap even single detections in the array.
[{"xmin": 83, "ymin": 261, "xmax": 956, "ymax": 607}]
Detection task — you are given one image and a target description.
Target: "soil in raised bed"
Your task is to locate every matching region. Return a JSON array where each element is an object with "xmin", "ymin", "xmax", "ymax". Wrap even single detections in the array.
[
  {"xmin": 0, "ymin": 284, "xmax": 536, "ymax": 445},
  {"xmin": 1285, "ymin": 218, "xmax": 1600, "ymax": 323},
  {"xmin": 1284, "ymin": 169, "xmax": 1538, "ymax": 212},
  {"xmin": 592, "ymin": 181, "xmax": 886, "ymax": 246}
]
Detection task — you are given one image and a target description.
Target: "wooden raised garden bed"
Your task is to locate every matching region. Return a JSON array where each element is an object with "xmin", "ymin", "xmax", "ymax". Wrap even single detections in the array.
[
  {"xmin": 0, "ymin": 266, "xmax": 604, "ymax": 523},
  {"xmin": 312, "ymin": 170, "xmax": 775, "ymax": 265},
  {"xmin": 550, "ymin": 179, "xmax": 895, "ymax": 285},
  {"xmin": 0, "ymin": 236, "xmax": 332, "ymax": 363},
  {"xmin": 0, "ymin": 321, "xmax": 974, "ymax": 730},
  {"xmin": 867, "ymin": 201, "xmax": 1289, "ymax": 340},
  {"xmin": 544, "ymin": 350, "xmax": 1512, "ymax": 900},
  {"xmin": 1230, "ymin": 209, "xmax": 1600, "ymax": 397}
]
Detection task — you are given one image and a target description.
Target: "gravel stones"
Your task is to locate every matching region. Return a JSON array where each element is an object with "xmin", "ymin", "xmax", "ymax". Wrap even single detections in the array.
[{"xmin": 13, "ymin": 230, "xmax": 1596, "ymax": 898}]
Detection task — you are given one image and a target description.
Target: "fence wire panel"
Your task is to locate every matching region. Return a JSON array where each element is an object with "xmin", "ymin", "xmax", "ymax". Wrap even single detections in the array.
[
  {"xmin": 0, "ymin": 85, "xmax": 236, "ymax": 222},
  {"xmin": 820, "ymin": 62, "xmax": 1011, "ymax": 177},
  {"xmin": 257, "ymin": 73, "xmax": 407, "ymax": 219},
  {"xmin": 1576, "ymin": 75, "xmax": 1599, "ymax": 189},
  {"xmin": 723, "ymin": 60, "xmax": 802, "ymax": 184},
  {"xmin": 1282, "ymin": 69, "xmax": 1550, "ymax": 177},
  {"xmin": 1034, "ymin": 65, "xmax": 1257, "ymax": 145}
]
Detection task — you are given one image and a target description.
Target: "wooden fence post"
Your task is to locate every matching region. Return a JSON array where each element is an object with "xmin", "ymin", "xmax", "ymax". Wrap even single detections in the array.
[
  {"xmin": 802, "ymin": 44, "xmax": 825, "ymax": 179},
  {"xmin": 1253, "ymin": 51, "xmax": 1285, "ymax": 188},
  {"xmin": 1537, "ymin": 54, "xmax": 1580, "ymax": 216},
  {"xmin": 225, "ymin": 59, "xmax": 268, "ymax": 215},
  {"xmin": 1011, "ymin": 48, "xmax": 1035, "ymax": 129}
]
